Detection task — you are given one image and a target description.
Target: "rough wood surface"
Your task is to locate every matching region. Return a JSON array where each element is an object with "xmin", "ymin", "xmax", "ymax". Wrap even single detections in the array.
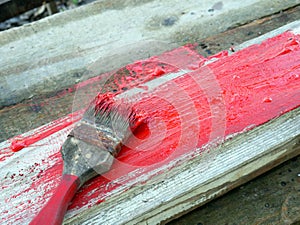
[
  {"xmin": 1, "ymin": 21, "xmax": 300, "ymax": 225},
  {"xmin": 1, "ymin": 5, "xmax": 300, "ymax": 144},
  {"xmin": 67, "ymin": 107, "xmax": 300, "ymax": 225},
  {"xmin": 1, "ymin": 0, "xmax": 299, "ymax": 108},
  {"xmin": 1, "ymin": 7, "xmax": 300, "ymax": 225}
]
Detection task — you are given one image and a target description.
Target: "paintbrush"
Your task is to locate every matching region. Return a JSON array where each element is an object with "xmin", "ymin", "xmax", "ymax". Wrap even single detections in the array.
[{"xmin": 29, "ymin": 93, "xmax": 138, "ymax": 225}]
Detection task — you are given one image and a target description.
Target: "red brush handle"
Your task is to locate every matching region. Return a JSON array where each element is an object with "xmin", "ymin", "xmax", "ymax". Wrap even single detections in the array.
[{"xmin": 30, "ymin": 174, "xmax": 80, "ymax": 225}]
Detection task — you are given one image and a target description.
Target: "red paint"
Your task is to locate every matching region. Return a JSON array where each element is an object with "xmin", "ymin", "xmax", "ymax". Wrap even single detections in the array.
[
  {"xmin": 1, "ymin": 31, "xmax": 300, "ymax": 224},
  {"xmin": 7, "ymin": 45, "xmax": 204, "ymax": 154},
  {"xmin": 1, "ymin": 45, "xmax": 206, "ymax": 223},
  {"xmin": 10, "ymin": 110, "xmax": 83, "ymax": 152},
  {"xmin": 207, "ymin": 50, "xmax": 228, "ymax": 60},
  {"xmin": 0, "ymin": 147, "xmax": 12, "ymax": 162},
  {"xmin": 29, "ymin": 174, "xmax": 79, "ymax": 225},
  {"xmin": 0, "ymin": 152, "xmax": 64, "ymax": 224},
  {"xmin": 69, "ymin": 31, "xmax": 300, "ymax": 209},
  {"xmin": 263, "ymin": 97, "xmax": 273, "ymax": 103}
]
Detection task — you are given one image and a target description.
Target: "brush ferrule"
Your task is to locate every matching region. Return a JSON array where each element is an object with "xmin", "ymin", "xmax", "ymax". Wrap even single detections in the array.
[
  {"xmin": 61, "ymin": 136, "xmax": 114, "ymax": 186},
  {"xmin": 69, "ymin": 120, "xmax": 122, "ymax": 156}
]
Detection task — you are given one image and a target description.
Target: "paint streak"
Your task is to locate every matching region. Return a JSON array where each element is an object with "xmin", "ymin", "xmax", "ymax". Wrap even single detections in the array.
[
  {"xmin": 9, "ymin": 110, "xmax": 83, "ymax": 152},
  {"xmin": 7, "ymin": 45, "xmax": 204, "ymax": 154},
  {"xmin": 1, "ymin": 31, "xmax": 300, "ymax": 224},
  {"xmin": 0, "ymin": 147, "xmax": 12, "ymax": 162},
  {"xmin": 69, "ymin": 31, "xmax": 300, "ymax": 209}
]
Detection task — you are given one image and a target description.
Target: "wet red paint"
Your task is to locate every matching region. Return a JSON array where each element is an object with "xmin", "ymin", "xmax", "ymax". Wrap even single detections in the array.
[
  {"xmin": 207, "ymin": 50, "xmax": 228, "ymax": 60},
  {"xmin": 1, "ymin": 31, "xmax": 300, "ymax": 223},
  {"xmin": 101, "ymin": 45, "xmax": 205, "ymax": 95},
  {"xmin": 9, "ymin": 110, "xmax": 83, "ymax": 152},
  {"xmin": 69, "ymin": 31, "xmax": 300, "ymax": 209},
  {"xmin": 7, "ymin": 45, "xmax": 204, "ymax": 154}
]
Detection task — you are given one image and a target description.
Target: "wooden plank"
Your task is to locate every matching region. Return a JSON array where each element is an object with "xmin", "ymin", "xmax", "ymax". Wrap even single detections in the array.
[
  {"xmin": 1, "ymin": 7, "xmax": 300, "ymax": 224},
  {"xmin": 0, "ymin": 45, "xmax": 206, "ymax": 224},
  {"xmin": 66, "ymin": 22, "xmax": 300, "ymax": 224},
  {"xmin": 0, "ymin": 21, "xmax": 300, "ymax": 225},
  {"xmin": 1, "ymin": 5, "xmax": 300, "ymax": 144},
  {"xmin": 70, "ymin": 107, "xmax": 299, "ymax": 225},
  {"xmin": 1, "ymin": 0, "xmax": 299, "ymax": 108}
]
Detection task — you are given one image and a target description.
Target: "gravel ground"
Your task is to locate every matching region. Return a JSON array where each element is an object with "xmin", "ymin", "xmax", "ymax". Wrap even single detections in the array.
[{"xmin": 0, "ymin": 0, "xmax": 96, "ymax": 31}]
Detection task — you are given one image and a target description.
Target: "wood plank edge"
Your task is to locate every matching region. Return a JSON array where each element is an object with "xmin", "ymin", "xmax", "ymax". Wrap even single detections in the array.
[
  {"xmin": 130, "ymin": 108, "xmax": 300, "ymax": 225},
  {"xmin": 234, "ymin": 20, "xmax": 300, "ymax": 52},
  {"xmin": 160, "ymin": 133, "xmax": 300, "ymax": 225}
]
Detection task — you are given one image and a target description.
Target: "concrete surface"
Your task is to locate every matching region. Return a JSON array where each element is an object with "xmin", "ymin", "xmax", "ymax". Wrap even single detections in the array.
[{"xmin": 1, "ymin": 0, "xmax": 300, "ymax": 108}]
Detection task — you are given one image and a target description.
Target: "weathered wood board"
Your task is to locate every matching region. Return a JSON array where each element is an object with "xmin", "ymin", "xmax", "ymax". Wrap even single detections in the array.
[
  {"xmin": 1, "ymin": 0, "xmax": 299, "ymax": 108},
  {"xmin": 0, "ymin": 21, "xmax": 300, "ymax": 225}
]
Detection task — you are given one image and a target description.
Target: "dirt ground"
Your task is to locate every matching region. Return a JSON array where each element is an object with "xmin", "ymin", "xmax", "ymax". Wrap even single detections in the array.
[
  {"xmin": 0, "ymin": 3, "xmax": 300, "ymax": 225},
  {"xmin": 0, "ymin": 0, "xmax": 97, "ymax": 31}
]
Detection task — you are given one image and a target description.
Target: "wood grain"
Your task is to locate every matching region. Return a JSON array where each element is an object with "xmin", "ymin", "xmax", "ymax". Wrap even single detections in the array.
[
  {"xmin": 0, "ymin": 21, "xmax": 300, "ymax": 225},
  {"xmin": 66, "ymin": 107, "xmax": 299, "ymax": 225}
]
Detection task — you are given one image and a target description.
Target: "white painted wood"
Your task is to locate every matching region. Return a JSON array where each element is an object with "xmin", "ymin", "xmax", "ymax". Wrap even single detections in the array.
[
  {"xmin": 1, "ymin": 20, "xmax": 300, "ymax": 225},
  {"xmin": 63, "ymin": 107, "xmax": 300, "ymax": 225},
  {"xmin": 63, "ymin": 21, "xmax": 300, "ymax": 224},
  {"xmin": 0, "ymin": 0, "xmax": 299, "ymax": 107}
]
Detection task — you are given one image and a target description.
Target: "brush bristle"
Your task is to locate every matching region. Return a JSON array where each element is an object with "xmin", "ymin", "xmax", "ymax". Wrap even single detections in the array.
[
  {"xmin": 83, "ymin": 93, "xmax": 138, "ymax": 141},
  {"xmin": 62, "ymin": 93, "xmax": 142, "ymax": 184}
]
